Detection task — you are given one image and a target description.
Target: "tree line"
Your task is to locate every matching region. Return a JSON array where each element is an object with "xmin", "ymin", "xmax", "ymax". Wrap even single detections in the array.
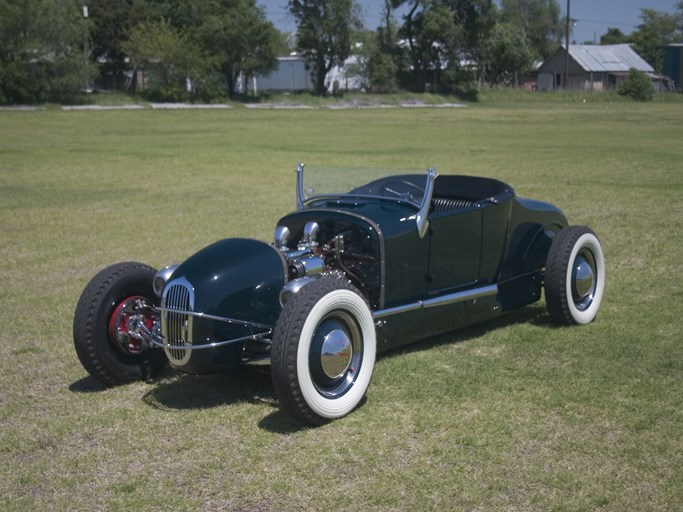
[{"xmin": 1, "ymin": 0, "xmax": 682, "ymax": 104}]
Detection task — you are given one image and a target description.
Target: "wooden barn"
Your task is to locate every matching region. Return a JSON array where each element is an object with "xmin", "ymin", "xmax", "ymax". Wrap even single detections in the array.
[{"xmin": 537, "ymin": 44, "xmax": 654, "ymax": 92}]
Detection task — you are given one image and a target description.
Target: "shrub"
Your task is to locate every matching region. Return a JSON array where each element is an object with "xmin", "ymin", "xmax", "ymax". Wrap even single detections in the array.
[{"xmin": 618, "ymin": 68, "xmax": 654, "ymax": 101}]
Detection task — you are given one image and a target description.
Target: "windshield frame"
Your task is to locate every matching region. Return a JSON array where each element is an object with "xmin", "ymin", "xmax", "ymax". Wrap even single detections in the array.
[{"xmin": 295, "ymin": 162, "xmax": 437, "ymax": 239}]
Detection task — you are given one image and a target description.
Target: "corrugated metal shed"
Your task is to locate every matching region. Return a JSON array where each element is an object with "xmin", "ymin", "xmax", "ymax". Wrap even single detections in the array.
[
  {"xmin": 567, "ymin": 44, "xmax": 653, "ymax": 73},
  {"xmin": 663, "ymin": 44, "xmax": 683, "ymax": 91},
  {"xmin": 253, "ymin": 56, "xmax": 313, "ymax": 92},
  {"xmin": 536, "ymin": 44, "xmax": 659, "ymax": 91}
]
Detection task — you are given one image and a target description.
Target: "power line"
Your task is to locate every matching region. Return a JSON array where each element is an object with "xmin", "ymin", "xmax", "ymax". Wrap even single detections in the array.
[{"xmin": 574, "ymin": 18, "xmax": 639, "ymax": 28}]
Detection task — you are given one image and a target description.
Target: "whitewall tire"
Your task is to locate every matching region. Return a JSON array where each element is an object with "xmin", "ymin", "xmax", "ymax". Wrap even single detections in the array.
[
  {"xmin": 545, "ymin": 226, "xmax": 605, "ymax": 325},
  {"xmin": 271, "ymin": 277, "xmax": 376, "ymax": 425}
]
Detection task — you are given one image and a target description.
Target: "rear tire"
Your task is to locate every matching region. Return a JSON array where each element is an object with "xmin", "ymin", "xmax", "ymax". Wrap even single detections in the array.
[
  {"xmin": 73, "ymin": 262, "xmax": 168, "ymax": 386},
  {"xmin": 271, "ymin": 277, "xmax": 376, "ymax": 425},
  {"xmin": 545, "ymin": 226, "xmax": 605, "ymax": 325}
]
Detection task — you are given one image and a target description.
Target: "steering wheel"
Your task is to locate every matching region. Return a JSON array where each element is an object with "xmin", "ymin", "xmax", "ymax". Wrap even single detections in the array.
[{"xmin": 379, "ymin": 180, "xmax": 424, "ymax": 203}]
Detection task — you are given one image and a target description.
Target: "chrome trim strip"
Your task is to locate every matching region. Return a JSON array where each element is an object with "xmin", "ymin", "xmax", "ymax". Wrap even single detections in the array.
[
  {"xmin": 301, "ymin": 194, "xmax": 421, "ymax": 208},
  {"xmin": 373, "ymin": 284, "xmax": 498, "ymax": 319},
  {"xmin": 422, "ymin": 284, "xmax": 498, "ymax": 308},
  {"xmin": 242, "ymin": 356, "xmax": 271, "ymax": 366},
  {"xmin": 149, "ymin": 332, "xmax": 271, "ymax": 351},
  {"xmin": 156, "ymin": 307, "xmax": 274, "ymax": 331},
  {"xmin": 372, "ymin": 302, "xmax": 422, "ymax": 318}
]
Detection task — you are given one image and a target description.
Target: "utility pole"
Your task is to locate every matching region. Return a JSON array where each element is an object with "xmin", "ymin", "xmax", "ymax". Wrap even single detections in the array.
[
  {"xmin": 563, "ymin": 0, "xmax": 570, "ymax": 89},
  {"xmin": 82, "ymin": 0, "xmax": 91, "ymax": 92},
  {"xmin": 82, "ymin": 0, "xmax": 89, "ymax": 56}
]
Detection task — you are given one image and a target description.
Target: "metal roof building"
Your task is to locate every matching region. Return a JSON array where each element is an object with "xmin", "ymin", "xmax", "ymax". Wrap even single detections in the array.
[
  {"xmin": 663, "ymin": 44, "xmax": 683, "ymax": 91},
  {"xmin": 537, "ymin": 44, "xmax": 655, "ymax": 92},
  {"xmin": 251, "ymin": 54, "xmax": 362, "ymax": 94}
]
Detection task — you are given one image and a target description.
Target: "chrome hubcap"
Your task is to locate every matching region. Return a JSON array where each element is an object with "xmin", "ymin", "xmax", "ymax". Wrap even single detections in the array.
[
  {"xmin": 572, "ymin": 250, "xmax": 597, "ymax": 311},
  {"xmin": 320, "ymin": 329, "xmax": 353, "ymax": 379},
  {"xmin": 309, "ymin": 311, "xmax": 362, "ymax": 398}
]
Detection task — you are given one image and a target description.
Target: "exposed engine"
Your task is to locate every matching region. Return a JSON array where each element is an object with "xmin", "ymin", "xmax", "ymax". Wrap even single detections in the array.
[{"xmin": 274, "ymin": 220, "xmax": 381, "ymax": 309}]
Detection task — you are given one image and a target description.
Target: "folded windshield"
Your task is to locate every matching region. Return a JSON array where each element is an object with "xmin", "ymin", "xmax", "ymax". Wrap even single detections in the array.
[{"xmin": 297, "ymin": 164, "xmax": 431, "ymax": 208}]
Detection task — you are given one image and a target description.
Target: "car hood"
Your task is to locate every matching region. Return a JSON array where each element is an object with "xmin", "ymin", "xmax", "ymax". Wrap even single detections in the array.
[{"xmin": 165, "ymin": 238, "xmax": 287, "ymax": 327}]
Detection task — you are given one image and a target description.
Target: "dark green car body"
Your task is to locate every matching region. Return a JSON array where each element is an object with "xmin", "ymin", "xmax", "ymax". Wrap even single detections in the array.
[
  {"xmin": 73, "ymin": 164, "xmax": 606, "ymax": 424},
  {"xmin": 157, "ymin": 170, "xmax": 567, "ymax": 372}
]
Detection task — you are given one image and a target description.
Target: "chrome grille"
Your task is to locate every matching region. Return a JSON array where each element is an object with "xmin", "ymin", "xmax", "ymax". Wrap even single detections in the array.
[{"xmin": 161, "ymin": 279, "xmax": 194, "ymax": 365}]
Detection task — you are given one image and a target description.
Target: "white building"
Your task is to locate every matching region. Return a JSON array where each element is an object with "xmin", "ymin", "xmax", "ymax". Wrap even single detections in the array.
[{"xmin": 252, "ymin": 54, "xmax": 363, "ymax": 94}]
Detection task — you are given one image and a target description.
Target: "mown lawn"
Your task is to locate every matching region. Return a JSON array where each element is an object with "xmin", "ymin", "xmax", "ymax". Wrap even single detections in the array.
[{"xmin": 0, "ymin": 101, "xmax": 681, "ymax": 511}]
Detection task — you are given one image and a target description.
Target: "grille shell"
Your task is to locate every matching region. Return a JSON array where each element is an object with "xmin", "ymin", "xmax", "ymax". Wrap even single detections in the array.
[{"xmin": 161, "ymin": 279, "xmax": 194, "ymax": 365}]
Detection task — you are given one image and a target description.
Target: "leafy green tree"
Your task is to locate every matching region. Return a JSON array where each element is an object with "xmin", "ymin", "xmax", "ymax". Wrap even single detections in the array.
[
  {"xmin": 618, "ymin": 68, "xmax": 653, "ymax": 101},
  {"xmin": 195, "ymin": 0, "xmax": 282, "ymax": 95},
  {"xmin": 360, "ymin": 2, "xmax": 401, "ymax": 92},
  {"xmin": 0, "ymin": 0, "xmax": 95, "ymax": 103},
  {"xmin": 365, "ymin": 30, "xmax": 400, "ymax": 92},
  {"xmin": 142, "ymin": 0, "xmax": 282, "ymax": 96},
  {"xmin": 87, "ymin": 0, "xmax": 282, "ymax": 97},
  {"xmin": 123, "ymin": 19, "xmax": 216, "ymax": 101},
  {"xmin": 349, "ymin": 25, "xmax": 401, "ymax": 92},
  {"xmin": 631, "ymin": 8, "xmax": 682, "ymax": 73},
  {"xmin": 391, "ymin": 1, "xmax": 462, "ymax": 92},
  {"xmin": 392, "ymin": 0, "xmax": 495, "ymax": 93},
  {"xmin": 288, "ymin": 0, "xmax": 363, "ymax": 95},
  {"xmin": 599, "ymin": 28, "xmax": 630, "ymax": 45},
  {"xmin": 392, "ymin": 0, "xmax": 426, "ymax": 91},
  {"xmin": 88, "ymin": 0, "xmax": 155, "ymax": 89},
  {"xmin": 500, "ymin": 0, "xmax": 562, "ymax": 59},
  {"xmin": 448, "ymin": 0, "xmax": 498, "ymax": 68},
  {"xmin": 481, "ymin": 22, "xmax": 534, "ymax": 85}
]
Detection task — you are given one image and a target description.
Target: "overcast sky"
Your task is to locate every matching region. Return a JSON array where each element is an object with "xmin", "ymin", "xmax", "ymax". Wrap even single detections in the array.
[{"xmin": 257, "ymin": 0, "xmax": 681, "ymax": 45}]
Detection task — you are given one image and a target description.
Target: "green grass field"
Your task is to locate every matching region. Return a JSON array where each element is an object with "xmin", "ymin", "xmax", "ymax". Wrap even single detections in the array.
[{"xmin": 1, "ymin": 100, "xmax": 681, "ymax": 511}]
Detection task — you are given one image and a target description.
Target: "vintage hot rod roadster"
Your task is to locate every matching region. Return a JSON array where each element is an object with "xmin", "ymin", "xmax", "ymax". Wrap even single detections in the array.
[{"xmin": 74, "ymin": 163, "xmax": 605, "ymax": 425}]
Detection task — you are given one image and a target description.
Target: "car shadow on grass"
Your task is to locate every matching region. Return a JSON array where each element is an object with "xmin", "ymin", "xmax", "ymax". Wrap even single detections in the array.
[
  {"xmin": 69, "ymin": 376, "xmax": 111, "ymax": 393},
  {"xmin": 258, "ymin": 409, "xmax": 320, "ymax": 434},
  {"xmin": 141, "ymin": 366, "xmax": 276, "ymax": 410},
  {"xmin": 378, "ymin": 304, "xmax": 553, "ymax": 361},
  {"xmin": 69, "ymin": 366, "xmax": 311, "ymax": 433},
  {"xmin": 143, "ymin": 367, "xmax": 310, "ymax": 433}
]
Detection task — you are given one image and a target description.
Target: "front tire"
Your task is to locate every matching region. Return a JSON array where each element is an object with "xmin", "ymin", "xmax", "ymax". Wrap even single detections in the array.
[
  {"xmin": 73, "ymin": 262, "xmax": 168, "ymax": 386},
  {"xmin": 545, "ymin": 226, "xmax": 605, "ymax": 325},
  {"xmin": 271, "ymin": 277, "xmax": 377, "ymax": 425}
]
